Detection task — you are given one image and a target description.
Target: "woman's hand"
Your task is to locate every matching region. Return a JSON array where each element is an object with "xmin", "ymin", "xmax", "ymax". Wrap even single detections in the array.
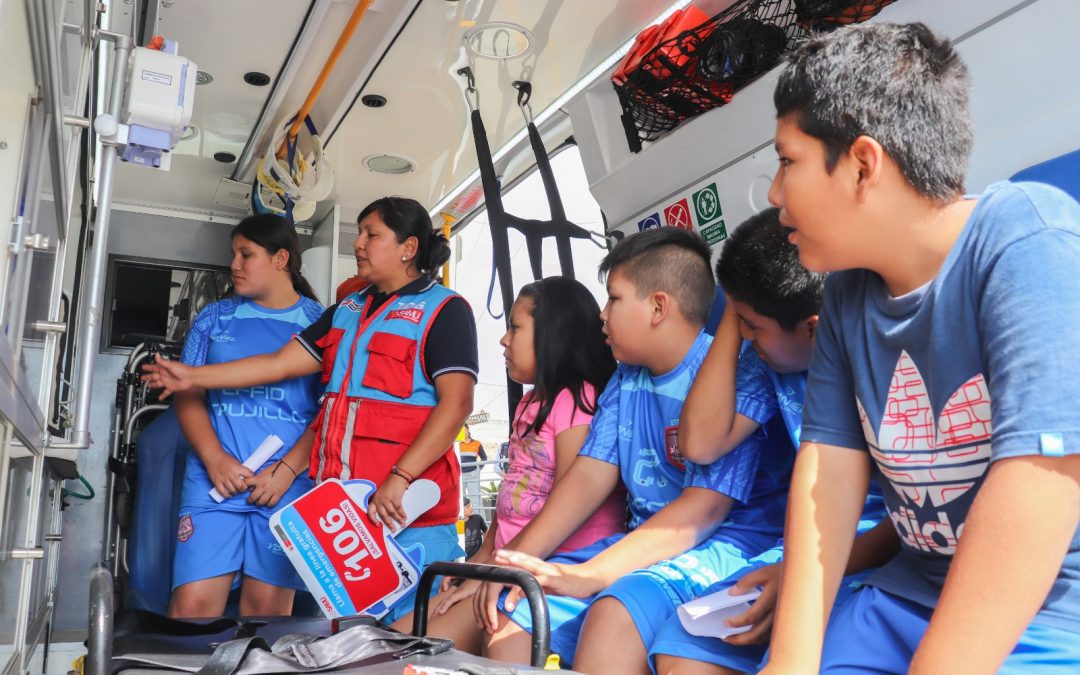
[
  {"xmin": 246, "ymin": 461, "xmax": 297, "ymax": 508},
  {"xmin": 722, "ymin": 563, "xmax": 782, "ymax": 646},
  {"xmin": 205, "ymin": 452, "xmax": 254, "ymax": 499},
  {"xmin": 368, "ymin": 473, "xmax": 409, "ymax": 532},
  {"xmin": 141, "ymin": 354, "xmax": 196, "ymax": 400}
]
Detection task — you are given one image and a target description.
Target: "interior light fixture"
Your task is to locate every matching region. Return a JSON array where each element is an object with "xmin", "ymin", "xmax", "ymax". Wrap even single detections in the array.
[{"xmin": 365, "ymin": 154, "xmax": 415, "ymax": 174}]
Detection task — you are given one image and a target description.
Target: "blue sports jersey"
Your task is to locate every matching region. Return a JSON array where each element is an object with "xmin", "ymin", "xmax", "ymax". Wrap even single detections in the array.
[
  {"xmin": 579, "ymin": 331, "xmax": 793, "ymax": 549},
  {"xmin": 735, "ymin": 345, "xmax": 886, "ymax": 524},
  {"xmin": 734, "ymin": 343, "xmax": 806, "ymax": 449},
  {"xmin": 802, "ymin": 181, "xmax": 1080, "ymax": 633},
  {"xmin": 179, "ymin": 296, "xmax": 324, "ymax": 511}
]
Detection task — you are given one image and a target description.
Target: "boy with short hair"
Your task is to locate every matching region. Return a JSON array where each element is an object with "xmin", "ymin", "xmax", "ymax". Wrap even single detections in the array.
[
  {"xmin": 649, "ymin": 208, "xmax": 893, "ymax": 675},
  {"xmin": 476, "ymin": 227, "xmax": 795, "ymax": 673},
  {"xmin": 760, "ymin": 23, "xmax": 1080, "ymax": 673}
]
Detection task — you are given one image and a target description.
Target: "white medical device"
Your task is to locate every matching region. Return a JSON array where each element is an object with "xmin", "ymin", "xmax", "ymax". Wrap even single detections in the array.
[{"xmin": 94, "ymin": 39, "xmax": 196, "ymax": 171}]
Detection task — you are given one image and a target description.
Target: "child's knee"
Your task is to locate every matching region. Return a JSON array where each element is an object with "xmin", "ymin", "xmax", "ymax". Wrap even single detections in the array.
[
  {"xmin": 655, "ymin": 654, "xmax": 742, "ymax": 675},
  {"xmin": 585, "ymin": 596, "xmax": 634, "ymax": 628},
  {"xmin": 579, "ymin": 596, "xmax": 640, "ymax": 653},
  {"xmin": 484, "ymin": 613, "xmax": 530, "ymax": 660},
  {"xmin": 169, "ymin": 591, "xmax": 220, "ymax": 618}
]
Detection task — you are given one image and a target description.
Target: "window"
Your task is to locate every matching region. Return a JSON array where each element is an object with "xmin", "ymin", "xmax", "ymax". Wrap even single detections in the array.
[
  {"xmin": 102, "ymin": 257, "xmax": 231, "ymax": 351},
  {"xmin": 450, "ymin": 144, "xmax": 608, "ymax": 448}
]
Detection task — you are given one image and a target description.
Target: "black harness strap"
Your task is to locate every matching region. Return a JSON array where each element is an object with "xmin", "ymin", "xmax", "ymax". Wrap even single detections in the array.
[{"xmin": 461, "ymin": 70, "xmax": 594, "ymax": 423}]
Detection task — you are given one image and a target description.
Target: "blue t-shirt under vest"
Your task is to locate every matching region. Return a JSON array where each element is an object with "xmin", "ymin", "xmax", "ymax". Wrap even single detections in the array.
[
  {"xmin": 179, "ymin": 295, "xmax": 324, "ymax": 511},
  {"xmin": 802, "ymin": 181, "xmax": 1080, "ymax": 633}
]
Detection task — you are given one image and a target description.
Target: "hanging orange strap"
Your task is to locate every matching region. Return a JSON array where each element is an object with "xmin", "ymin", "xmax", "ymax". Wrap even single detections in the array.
[
  {"xmin": 277, "ymin": 0, "xmax": 375, "ymax": 159},
  {"xmin": 440, "ymin": 213, "xmax": 455, "ymax": 287}
]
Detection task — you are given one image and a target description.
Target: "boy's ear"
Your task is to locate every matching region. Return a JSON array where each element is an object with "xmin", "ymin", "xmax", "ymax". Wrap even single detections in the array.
[
  {"xmin": 848, "ymin": 135, "xmax": 886, "ymax": 200},
  {"xmin": 650, "ymin": 291, "xmax": 671, "ymax": 326},
  {"xmin": 803, "ymin": 314, "xmax": 819, "ymax": 341}
]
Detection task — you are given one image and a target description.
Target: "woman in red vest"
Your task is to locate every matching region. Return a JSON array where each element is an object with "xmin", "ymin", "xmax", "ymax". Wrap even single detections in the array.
[{"xmin": 143, "ymin": 197, "xmax": 478, "ymax": 622}]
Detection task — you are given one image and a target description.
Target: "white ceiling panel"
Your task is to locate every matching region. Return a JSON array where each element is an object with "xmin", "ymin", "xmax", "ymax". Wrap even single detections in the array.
[{"xmin": 107, "ymin": 0, "xmax": 683, "ymax": 223}]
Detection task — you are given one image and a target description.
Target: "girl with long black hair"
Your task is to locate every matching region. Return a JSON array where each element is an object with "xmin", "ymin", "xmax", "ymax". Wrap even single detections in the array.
[
  {"xmin": 169, "ymin": 213, "xmax": 324, "ymax": 618},
  {"xmin": 396, "ymin": 276, "xmax": 627, "ymax": 651}
]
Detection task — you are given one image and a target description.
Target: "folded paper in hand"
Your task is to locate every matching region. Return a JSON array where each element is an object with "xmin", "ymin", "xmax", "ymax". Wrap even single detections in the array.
[
  {"xmin": 209, "ymin": 434, "xmax": 284, "ymax": 503},
  {"xmin": 677, "ymin": 584, "xmax": 762, "ymax": 639}
]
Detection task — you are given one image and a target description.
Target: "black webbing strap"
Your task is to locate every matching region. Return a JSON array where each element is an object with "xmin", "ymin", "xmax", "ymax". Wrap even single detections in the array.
[
  {"xmin": 513, "ymin": 80, "xmax": 593, "ymax": 279},
  {"xmin": 463, "ymin": 69, "xmax": 593, "ymax": 425},
  {"xmin": 469, "ymin": 105, "xmax": 523, "ymax": 424}
]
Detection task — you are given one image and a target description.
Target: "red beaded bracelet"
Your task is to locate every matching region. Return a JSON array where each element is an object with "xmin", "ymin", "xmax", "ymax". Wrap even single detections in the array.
[{"xmin": 390, "ymin": 465, "xmax": 415, "ymax": 484}]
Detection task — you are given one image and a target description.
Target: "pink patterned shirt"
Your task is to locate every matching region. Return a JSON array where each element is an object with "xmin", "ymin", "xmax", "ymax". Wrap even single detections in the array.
[{"xmin": 495, "ymin": 386, "xmax": 626, "ymax": 552}]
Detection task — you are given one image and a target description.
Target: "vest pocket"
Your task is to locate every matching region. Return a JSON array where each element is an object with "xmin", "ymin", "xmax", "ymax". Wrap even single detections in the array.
[
  {"xmin": 314, "ymin": 327, "xmax": 346, "ymax": 385},
  {"xmin": 349, "ymin": 400, "xmax": 459, "ymax": 526},
  {"xmin": 348, "ymin": 399, "xmax": 431, "ymax": 482},
  {"xmin": 361, "ymin": 331, "xmax": 417, "ymax": 398}
]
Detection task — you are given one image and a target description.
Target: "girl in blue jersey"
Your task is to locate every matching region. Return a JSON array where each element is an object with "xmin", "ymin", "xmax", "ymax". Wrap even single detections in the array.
[
  {"xmin": 169, "ymin": 214, "xmax": 324, "ymax": 618},
  {"xmin": 144, "ymin": 197, "xmax": 479, "ymax": 623}
]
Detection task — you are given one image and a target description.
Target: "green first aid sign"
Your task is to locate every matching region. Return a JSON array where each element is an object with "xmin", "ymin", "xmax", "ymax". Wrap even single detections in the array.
[{"xmin": 693, "ymin": 183, "xmax": 722, "ymax": 225}]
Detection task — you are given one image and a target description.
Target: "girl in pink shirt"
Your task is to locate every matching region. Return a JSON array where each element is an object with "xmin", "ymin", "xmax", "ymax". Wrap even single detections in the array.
[{"xmin": 393, "ymin": 277, "xmax": 625, "ymax": 640}]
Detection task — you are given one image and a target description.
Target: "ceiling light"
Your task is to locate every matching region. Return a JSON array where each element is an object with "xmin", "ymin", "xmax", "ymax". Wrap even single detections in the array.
[
  {"xmin": 243, "ymin": 72, "xmax": 271, "ymax": 87},
  {"xmin": 361, "ymin": 94, "xmax": 387, "ymax": 108},
  {"xmin": 464, "ymin": 22, "xmax": 533, "ymax": 59},
  {"xmin": 365, "ymin": 154, "xmax": 414, "ymax": 174}
]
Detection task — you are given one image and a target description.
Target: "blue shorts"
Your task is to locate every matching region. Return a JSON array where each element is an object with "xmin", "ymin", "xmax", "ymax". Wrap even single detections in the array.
[
  {"xmin": 173, "ymin": 507, "xmax": 303, "ymax": 591},
  {"xmin": 503, "ymin": 532, "xmax": 772, "ymax": 667},
  {"xmin": 649, "ymin": 559, "xmax": 871, "ymax": 673},
  {"xmin": 648, "ymin": 517, "xmax": 880, "ymax": 674},
  {"xmin": 380, "ymin": 523, "xmax": 464, "ymax": 624},
  {"xmin": 819, "ymin": 586, "xmax": 1080, "ymax": 674}
]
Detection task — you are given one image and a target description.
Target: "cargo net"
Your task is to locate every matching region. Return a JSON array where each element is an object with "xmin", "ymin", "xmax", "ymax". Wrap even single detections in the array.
[
  {"xmin": 795, "ymin": 0, "xmax": 896, "ymax": 30},
  {"xmin": 614, "ymin": 0, "xmax": 897, "ymax": 150}
]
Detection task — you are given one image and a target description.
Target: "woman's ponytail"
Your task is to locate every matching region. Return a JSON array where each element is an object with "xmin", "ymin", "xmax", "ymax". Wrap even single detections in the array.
[
  {"xmin": 423, "ymin": 230, "xmax": 452, "ymax": 274},
  {"xmin": 287, "ymin": 255, "xmax": 320, "ymax": 302}
]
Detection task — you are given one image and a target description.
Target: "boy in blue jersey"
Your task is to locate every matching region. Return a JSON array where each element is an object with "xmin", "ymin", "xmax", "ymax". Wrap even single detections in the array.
[
  {"xmin": 650, "ymin": 208, "xmax": 894, "ymax": 674},
  {"xmin": 470, "ymin": 227, "xmax": 794, "ymax": 673},
  {"xmin": 760, "ymin": 23, "xmax": 1080, "ymax": 674}
]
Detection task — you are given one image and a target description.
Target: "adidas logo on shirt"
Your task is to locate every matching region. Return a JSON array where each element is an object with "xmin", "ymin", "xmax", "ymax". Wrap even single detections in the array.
[{"xmin": 858, "ymin": 351, "xmax": 991, "ymax": 556}]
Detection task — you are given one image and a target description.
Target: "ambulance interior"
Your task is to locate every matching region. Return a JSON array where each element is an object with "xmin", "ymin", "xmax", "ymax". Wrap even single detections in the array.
[{"xmin": 0, "ymin": 0, "xmax": 1078, "ymax": 672}]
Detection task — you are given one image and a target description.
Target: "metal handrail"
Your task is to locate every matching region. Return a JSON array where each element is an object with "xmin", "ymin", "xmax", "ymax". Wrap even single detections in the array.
[
  {"xmin": 69, "ymin": 30, "xmax": 132, "ymax": 448},
  {"xmin": 86, "ymin": 564, "xmax": 114, "ymax": 675},
  {"xmin": 412, "ymin": 561, "xmax": 550, "ymax": 668}
]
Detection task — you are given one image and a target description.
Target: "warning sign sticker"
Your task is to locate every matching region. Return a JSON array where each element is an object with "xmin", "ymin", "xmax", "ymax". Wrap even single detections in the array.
[
  {"xmin": 664, "ymin": 199, "xmax": 693, "ymax": 230},
  {"xmin": 638, "ymin": 212, "xmax": 662, "ymax": 231}
]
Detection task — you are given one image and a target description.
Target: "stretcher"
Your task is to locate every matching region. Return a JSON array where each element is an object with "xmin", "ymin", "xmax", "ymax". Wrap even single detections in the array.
[{"xmin": 90, "ymin": 562, "xmax": 579, "ymax": 674}]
